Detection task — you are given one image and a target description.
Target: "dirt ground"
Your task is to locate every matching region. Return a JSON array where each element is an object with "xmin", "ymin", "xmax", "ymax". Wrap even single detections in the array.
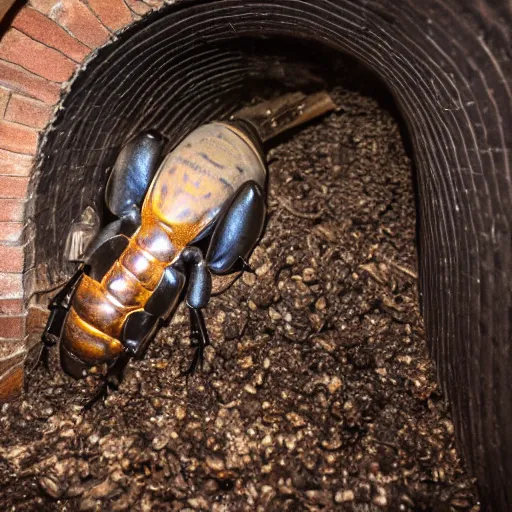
[{"xmin": 0, "ymin": 86, "xmax": 480, "ymax": 511}]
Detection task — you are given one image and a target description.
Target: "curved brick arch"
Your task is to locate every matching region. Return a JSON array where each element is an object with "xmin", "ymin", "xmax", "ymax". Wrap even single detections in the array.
[{"xmin": 0, "ymin": 0, "xmax": 167, "ymax": 400}]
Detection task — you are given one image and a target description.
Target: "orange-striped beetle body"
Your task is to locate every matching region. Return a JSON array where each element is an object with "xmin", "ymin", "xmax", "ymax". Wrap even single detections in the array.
[
  {"xmin": 42, "ymin": 92, "xmax": 336, "ymax": 403},
  {"xmin": 43, "ymin": 120, "xmax": 267, "ymax": 391}
]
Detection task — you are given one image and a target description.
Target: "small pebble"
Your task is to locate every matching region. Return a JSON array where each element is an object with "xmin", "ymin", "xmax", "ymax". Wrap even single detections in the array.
[
  {"xmin": 335, "ymin": 490, "xmax": 355, "ymax": 503},
  {"xmin": 302, "ymin": 268, "xmax": 316, "ymax": 283},
  {"xmin": 244, "ymin": 384, "xmax": 257, "ymax": 395},
  {"xmin": 152, "ymin": 435, "xmax": 168, "ymax": 451},
  {"xmin": 206, "ymin": 456, "xmax": 225, "ymax": 472},
  {"xmin": 328, "ymin": 376, "xmax": 343, "ymax": 394},
  {"xmin": 268, "ymin": 307, "xmax": 282, "ymax": 320},
  {"xmin": 175, "ymin": 406, "xmax": 186, "ymax": 420},
  {"xmin": 39, "ymin": 476, "xmax": 62, "ymax": 499},
  {"xmin": 315, "ymin": 297, "xmax": 327, "ymax": 310},
  {"xmin": 89, "ymin": 478, "xmax": 116, "ymax": 499},
  {"xmin": 373, "ymin": 494, "xmax": 388, "ymax": 507}
]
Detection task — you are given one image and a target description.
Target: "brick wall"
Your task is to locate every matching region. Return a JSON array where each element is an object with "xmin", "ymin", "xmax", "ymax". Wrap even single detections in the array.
[{"xmin": 0, "ymin": 0, "xmax": 169, "ymax": 401}]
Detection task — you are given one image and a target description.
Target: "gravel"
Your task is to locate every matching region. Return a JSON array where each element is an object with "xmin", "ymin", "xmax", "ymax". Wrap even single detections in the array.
[{"xmin": 0, "ymin": 85, "xmax": 479, "ymax": 511}]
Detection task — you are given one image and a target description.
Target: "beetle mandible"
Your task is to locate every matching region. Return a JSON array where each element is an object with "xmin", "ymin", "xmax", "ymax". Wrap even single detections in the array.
[{"xmin": 41, "ymin": 92, "xmax": 336, "ymax": 400}]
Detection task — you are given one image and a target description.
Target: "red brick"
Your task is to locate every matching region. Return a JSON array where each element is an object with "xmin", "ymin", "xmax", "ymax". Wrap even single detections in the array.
[
  {"xmin": 0, "ymin": 177, "xmax": 29, "ymax": 199},
  {"xmin": 88, "ymin": 0, "xmax": 133, "ymax": 31},
  {"xmin": 0, "ymin": 1, "xmax": 17, "ymax": 20},
  {"xmin": 0, "ymin": 364, "xmax": 23, "ymax": 402},
  {"xmin": 0, "ymin": 200, "xmax": 25, "ymax": 222},
  {"xmin": 142, "ymin": 0, "xmax": 165, "ymax": 7},
  {"xmin": 0, "ymin": 272, "xmax": 23, "ymax": 299},
  {"xmin": 0, "ymin": 149, "xmax": 34, "ymax": 176},
  {"xmin": 12, "ymin": 7, "xmax": 91, "ymax": 64},
  {"xmin": 0, "ymin": 121, "xmax": 39, "ymax": 154},
  {"xmin": 0, "ymin": 88, "xmax": 10, "ymax": 117},
  {"xmin": 29, "ymin": 0, "xmax": 56, "ymax": 15},
  {"xmin": 0, "ymin": 299, "xmax": 23, "ymax": 315},
  {"xmin": 0, "ymin": 29, "xmax": 76, "ymax": 83},
  {"xmin": 5, "ymin": 94, "xmax": 53, "ymax": 129},
  {"xmin": 0, "ymin": 223, "xmax": 23, "ymax": 243},
  {"xmin": 0, "ymin": 60, "xmax": 61, "ymax": 105},
  {"xmin": 50, "ymin": 0, "xmax": 110, "ymax": 48},
  {"xmin": 125, "ymin": 0, "xmax": 151, "ymax": 16},
  {"xmin": 0, "ymin": 246, "xmax": 24, "ymax": 272},
  {"xmin": 0, "ymin": 316, "xmax": 24, "ymax": 339}
]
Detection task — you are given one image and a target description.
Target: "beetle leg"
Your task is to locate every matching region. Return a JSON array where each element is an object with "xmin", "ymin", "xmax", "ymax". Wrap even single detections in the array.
[
  {"xmin": 121, "ymin": 265, "xmax": 187, "ymax": 359},
  {"xmin": 40, "ymin": 265, "xmax": 86, "ymax": 371},
  {"xmin": 179, "ymin": 180, "xmax": 267, "ymax": 374},
  {"xmin": 84, "ymin": 232, "xmax": 131, "ymax": 282},
  {"xmin": 121, "ymin": 311, "xmax": 161, "ymax": 359},
  {"xmin": 83, "ymin": 385, "xmax": 108, "ymax": 411},
  {"xmin": 82, "ymin": 326, "xmax": 152, "ymax": 410},
  {"xmin": 88, "ymin": 130, "xmax": 162, "ymax": 283},
  {"xmin": 182, "ymin": 307, "xmax": 210, "ymax": 376},
  {"xmin": 82, "ymin": 342, "xmax": 142, "ymax": 410},
  {"xmin": 82, "ymin": 352, "xmax": 133, "ymax": 411},
  {"xmin": 145, "ymin": 266, "xmax": 187, "ymax": 324},
  {"xmin": 67, "ymin": 202, "xmax": 139, "ymax": 283},
  {"xmin": 106, "ymin": 352, "xmax": 133, "ymax": 390},
  {"xmin": 179, "ymin": 247, "xmax": 212, "ymax": 375},
  {"xmin": 105, "ymin": 131, "xmax": 164, "ymax": 218},
  {"xmin": 42, "ymin": 265, "xmax": 86, "ymax": 348},
  {"xmin": 237, "ymin": 256, "xmax": 256, "ymax": 274},
  {"xmin": 182, "ymin": 247, "xmax": 212, "ymax": 309},
  {"xmin": 206, "ymin": 180, "xmax": 266, "ymax": 275}
]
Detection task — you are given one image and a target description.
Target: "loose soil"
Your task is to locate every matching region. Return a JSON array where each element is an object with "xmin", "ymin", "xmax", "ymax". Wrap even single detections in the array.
[{"xmin": 0, "ymin": 86, "xmax": 479, "ymax": 511}]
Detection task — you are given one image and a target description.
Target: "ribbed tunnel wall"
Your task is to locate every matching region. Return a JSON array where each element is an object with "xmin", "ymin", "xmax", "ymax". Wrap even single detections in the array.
[{"xmin": 7, "ymin": 1, "xmax": 511, "ymax": 509}]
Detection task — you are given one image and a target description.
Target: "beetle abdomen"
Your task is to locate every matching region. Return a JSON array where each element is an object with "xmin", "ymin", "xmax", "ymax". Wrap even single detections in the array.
[
  {"xmin": 72, "ymin": 274, "xmax": 132, "ymax": 338},
  {"xmin": 62, "ymin": 307, "xmax": 123, "ymax": 364},
  {"xmin": 61, "ymin": 221, "xmax": 178, "ymax": 377},
  {"xmin": 144, "ymin": 122, "xmax": 266, "ymax": 241}
]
